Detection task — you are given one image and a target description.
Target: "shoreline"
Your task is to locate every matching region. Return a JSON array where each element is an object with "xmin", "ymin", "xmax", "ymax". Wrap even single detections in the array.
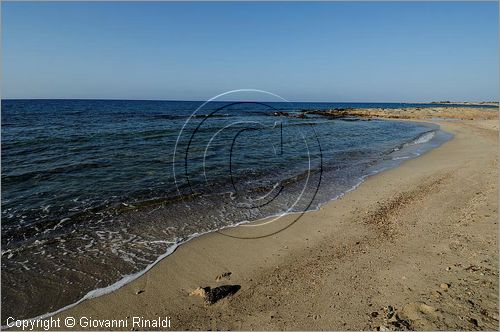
[
  {"xmin": 7, "ymin": 109, "xmax": 499, "ymax": 330},
  {"xmin": 4, "ymin": 118, "xmax": 450, "ymax": 326}
]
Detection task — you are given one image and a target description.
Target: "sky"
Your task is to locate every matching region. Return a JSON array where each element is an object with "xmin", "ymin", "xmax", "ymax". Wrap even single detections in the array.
[{"xmin": 2, "ymin": 1, "xmax": 498, "ymax": 102}]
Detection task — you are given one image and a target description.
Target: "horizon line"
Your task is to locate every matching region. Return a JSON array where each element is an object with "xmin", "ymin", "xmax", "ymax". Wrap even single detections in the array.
[{"xmin": 2, "ymin": 98, "xmax": 498, "ymax": 104}]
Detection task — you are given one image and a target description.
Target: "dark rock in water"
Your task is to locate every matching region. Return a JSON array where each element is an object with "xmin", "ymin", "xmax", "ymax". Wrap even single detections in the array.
[
  {"xmin": 271, "ymin": 111, "xmax": 309, "ymax": 119},
  {"xmin": 190, "ymin": 285, "xmax": 241, "ymax": 304},
  {"xmin": 339, "ymin": 117, "xmax": 362, "ymax": 122}
]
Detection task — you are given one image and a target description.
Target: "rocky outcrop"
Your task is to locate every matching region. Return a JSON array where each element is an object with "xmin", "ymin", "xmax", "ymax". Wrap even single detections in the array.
[{"xmin": 189, "ymin": 285, "xmax": 241, "ymax": 304}]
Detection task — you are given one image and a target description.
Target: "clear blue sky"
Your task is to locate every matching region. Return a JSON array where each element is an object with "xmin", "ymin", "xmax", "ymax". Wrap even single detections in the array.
[{"xmin": 2, "ymin": 1, "xmax": 498, "ymax": 102}]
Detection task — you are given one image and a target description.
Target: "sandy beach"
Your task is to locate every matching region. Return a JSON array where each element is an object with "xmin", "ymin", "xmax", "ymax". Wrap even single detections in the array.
[{"xmin": 32, "ymin": 108, "xmax": 498, "ymax": 330}]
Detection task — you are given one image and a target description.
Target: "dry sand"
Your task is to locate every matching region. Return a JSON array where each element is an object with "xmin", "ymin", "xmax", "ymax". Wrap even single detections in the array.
[{"xmin": 45, "ymin": 108, "xmax": 498, "ymax": 330}]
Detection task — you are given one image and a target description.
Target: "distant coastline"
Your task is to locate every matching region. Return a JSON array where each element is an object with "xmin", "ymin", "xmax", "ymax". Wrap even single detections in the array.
[
  {"xmin": 428, "ymin": 101, "xmax": 499, "ymax": 106},
  {"xmin": 298, "ymin": 106, "xmax": 499, "ymax": 121}
]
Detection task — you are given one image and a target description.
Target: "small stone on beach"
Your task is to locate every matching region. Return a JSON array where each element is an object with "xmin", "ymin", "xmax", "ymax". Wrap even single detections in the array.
[
  {"xmin": 440, "ymin": 283, "xmax": 450, "ymax": 291},
  {"xmin": 189, "ymin": 285, "xmax": 241, "ymax": 304}
]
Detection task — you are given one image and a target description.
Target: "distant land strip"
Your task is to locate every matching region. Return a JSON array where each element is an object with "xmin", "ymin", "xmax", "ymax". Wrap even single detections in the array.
[{"xmin": 295, "ymin": 106, "xmax": 499, "ymax": 121}]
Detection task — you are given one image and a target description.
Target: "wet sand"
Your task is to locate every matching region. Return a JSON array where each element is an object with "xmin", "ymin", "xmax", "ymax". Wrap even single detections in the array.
[{"xmin": 39, "ymin": 108, "xmax": 499, "ymax": 330}]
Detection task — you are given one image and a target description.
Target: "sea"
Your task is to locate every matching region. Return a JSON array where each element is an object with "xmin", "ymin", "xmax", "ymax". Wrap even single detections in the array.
[{"xmin": 3, "ymin": 99, "xmax": 485, "ymax": 322}]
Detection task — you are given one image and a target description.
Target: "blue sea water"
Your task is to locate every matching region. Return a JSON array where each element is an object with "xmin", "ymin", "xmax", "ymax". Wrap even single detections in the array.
[{"xmin": 1, "ymin": 99, "xmax": 459, "ymax": 321}]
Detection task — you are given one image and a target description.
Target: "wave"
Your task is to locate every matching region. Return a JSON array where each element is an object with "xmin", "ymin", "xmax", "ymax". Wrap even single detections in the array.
[{"xmin": 404, "ymin": 130, "xmax": 435, "ymax": 146}]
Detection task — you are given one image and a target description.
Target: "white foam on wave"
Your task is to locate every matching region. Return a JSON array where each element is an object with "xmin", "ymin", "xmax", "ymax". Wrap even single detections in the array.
[
  {"xmin": 2, "ymin": 236, "xmax": 184, "ymax": 327},
  {"xmin": 392, "ymin": 155, "xmax": 411, "ymax": 160},
  {"xmin": 405, "ymin": 130, "xmax": 435, "ymax": 146}
]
